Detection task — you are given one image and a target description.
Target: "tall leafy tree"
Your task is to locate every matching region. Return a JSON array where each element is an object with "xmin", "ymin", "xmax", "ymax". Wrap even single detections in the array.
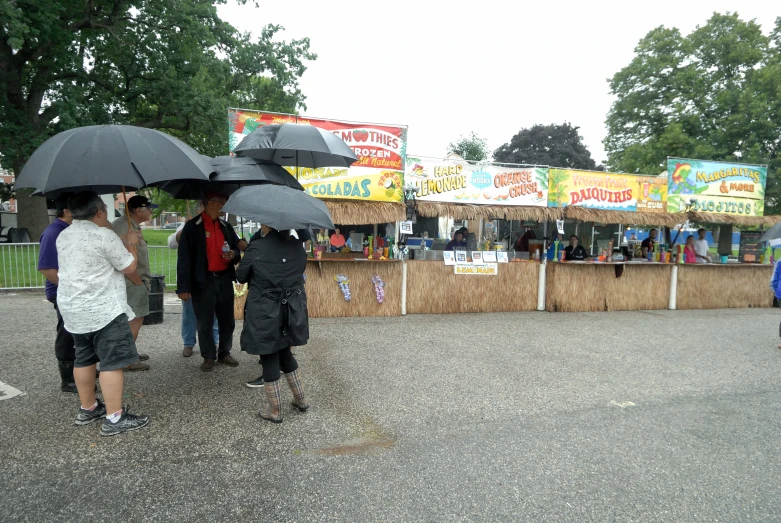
[
  {"xmin": 447, "ymin": 131, "xmax": 490, "ymax": 162},
  {"xmin": 493, "ymin": 123, "xmax": 600, "ymax": 170},
  {"xmin": 604, "ymin": 12, "xmax": 781, "ymax": 213},
  {"xmin": 0, "ymin": 0, "xmax": 315, "ymax": 239}
]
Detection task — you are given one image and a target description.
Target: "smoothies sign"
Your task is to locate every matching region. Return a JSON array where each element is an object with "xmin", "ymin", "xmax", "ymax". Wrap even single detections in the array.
[
  {"xmin": 667, "ymin": 158, "xmax": 767, "ymax": 216},
  {"xmin": 228, "ymin": 109, "xmax": 407, "ymax": 202},
  {"xmin": 404, "ymin": 160, "xmax": 548, "ymax": 207},
  {"xmin": 548, "ymin": 169, "xmax": 667, "ymax": 212}
]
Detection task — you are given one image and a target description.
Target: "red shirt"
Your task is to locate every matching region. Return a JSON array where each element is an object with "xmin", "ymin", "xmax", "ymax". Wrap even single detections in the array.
[{"xmin": 202, "ymin": 213, "xmax": 230, "ymax": 272}]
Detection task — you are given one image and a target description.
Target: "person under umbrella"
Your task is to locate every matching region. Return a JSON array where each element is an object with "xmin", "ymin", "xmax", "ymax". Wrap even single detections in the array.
[
  {"xmin": 176, "ymin": 191, "xmax": 241, "ymax": 372},
  {"xmin": 111, "ymin": 195, "xmax": 156, "ymax": 371},
  {"xmin": 236, "ymin": 225, "xmax": 311, "ymax": 423}
]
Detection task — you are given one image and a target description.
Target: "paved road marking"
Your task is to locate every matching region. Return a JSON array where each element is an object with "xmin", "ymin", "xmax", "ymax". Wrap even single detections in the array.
[
  {"xmin": 0, "ymin": 381, "xmax": 25, "ymax": 401},
  {"xmin": 610, "ymin": 400, "xmax": 636, "ymax": 408}
]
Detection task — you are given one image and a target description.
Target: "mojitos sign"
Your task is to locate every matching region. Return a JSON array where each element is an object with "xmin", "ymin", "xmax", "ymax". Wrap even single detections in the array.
[
  {"xmin": 667, "ymin": 158, "xmax": 767, "ymax": 216},
  {"xmin": 547, "ymin": 169, "xmax": 667, "ymax": 212},
  {"xmin": 228, "ymin": 109, "xmax": 407, "ymax": 203},
  {"xmin": 404, "ymin": 160, "xmax": 548, "ymax": 207}
]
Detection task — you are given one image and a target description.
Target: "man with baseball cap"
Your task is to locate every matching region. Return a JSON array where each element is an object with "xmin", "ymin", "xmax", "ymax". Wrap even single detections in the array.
[{"xmin": 111, "ymin": 195, "xmax": 155, "ymax": 371}]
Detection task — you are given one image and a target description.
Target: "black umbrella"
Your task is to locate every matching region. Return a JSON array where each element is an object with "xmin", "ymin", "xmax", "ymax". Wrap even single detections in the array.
[
  {"xmin": 222, "ymin": 185, "xmax": 334, "ymax": 231},
  {"xmin": 760, "ymin": 222, "xmax": 781, "ymax": 245},
  {"xmin": 14, "ymin": 125, "xmax": 214, "ymax": 195},
  {"xmin": 159, "ymin": 156, "xmax": 304, "ymax": 200},
  {"xmin": 233, "ymin": 123, "xmax": 358, "ymax": 169}
]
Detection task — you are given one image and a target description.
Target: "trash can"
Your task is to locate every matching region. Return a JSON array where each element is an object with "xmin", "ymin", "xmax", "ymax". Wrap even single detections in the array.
[{"xmin": 143, "ymin": 274, "xmax": 166, "ymax": 325}]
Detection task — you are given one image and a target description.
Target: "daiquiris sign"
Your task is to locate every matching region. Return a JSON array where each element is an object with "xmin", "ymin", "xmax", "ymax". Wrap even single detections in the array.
[{"xmin": 667, "ymin": 158, "xmax": 767, "ymax": 216}]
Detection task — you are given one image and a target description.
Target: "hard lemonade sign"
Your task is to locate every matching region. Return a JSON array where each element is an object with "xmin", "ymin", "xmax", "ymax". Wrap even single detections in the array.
[
  {"xmin": 228, "ymin": 109, "xmax": 407, "ymax": 203},
  {"xmin": 548, "ymin": 169, "xmax": 667, "ymax": 213},
  {"xmin": 405, "ymin": 160, "xmax": 548, "ymax": 207},
  {"xmin": 667, "ymin": 158, "xmax": 767, "ymax": 216}
]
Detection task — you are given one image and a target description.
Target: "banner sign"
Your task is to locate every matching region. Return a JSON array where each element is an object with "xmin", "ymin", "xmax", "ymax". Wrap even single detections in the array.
[
  {"xmin": 455, "ymin": 264, "xmax": 499, "ymax": 276},
  {"xmin": 667, "ymin": 158, "xmax": 767, "ymax": 216},
  {"xmin": 228, "ymin": 109, "xmax": 407, "ymax": 203},
  {"xmin": 404, "ymin": 160, "xmax": 548, "ymax": 207},
  {"xmin": 548, "ymin": 169, "xmax": 667, "ymax": 213}
]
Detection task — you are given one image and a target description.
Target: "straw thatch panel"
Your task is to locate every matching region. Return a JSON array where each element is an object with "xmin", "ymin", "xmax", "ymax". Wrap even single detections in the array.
[
  {"xmin": 563, "ymin": 206, "xmax": 687, "ymax": 227},
  {"xmin": 304, "ymin": 260, "xmax": 402, "ymax": 317},
  {"xmin": 676, "ymin": 265, "xmax": 773, "ymax": 309},
  {"xmin": 545, "ymin": 263, "xmax": 672, "ymax": 312},
  {"xmin": 325, "ymin": 201, "xmax": 405, "ymax": 225},
  {"xmin": 405, "ymin": 260, "xmax": 538, "ymax": 314},
  {"xmin": 685, "ymin": 212, "xmax": 781, "ymax": 227},
  {"xmin": 414, "ymin": 201, "xmax": 561, "ymax": 221}
]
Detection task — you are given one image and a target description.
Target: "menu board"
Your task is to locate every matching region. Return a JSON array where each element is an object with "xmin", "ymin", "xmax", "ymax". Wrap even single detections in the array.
[{"xmin": 738, "ymin": 232, "xmax": 763, "ymax": 263}]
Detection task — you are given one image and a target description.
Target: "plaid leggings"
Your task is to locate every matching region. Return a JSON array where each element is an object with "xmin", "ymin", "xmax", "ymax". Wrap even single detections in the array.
[{"xmin": 260, "ymin": 347, "xmax": 298, "ymax": 382}]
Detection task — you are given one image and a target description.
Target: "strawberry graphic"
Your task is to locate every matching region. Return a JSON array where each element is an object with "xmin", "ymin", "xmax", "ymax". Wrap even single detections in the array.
[{"xmin": 353, "ymin": 129, "xmax": 369, "ymax": 142}]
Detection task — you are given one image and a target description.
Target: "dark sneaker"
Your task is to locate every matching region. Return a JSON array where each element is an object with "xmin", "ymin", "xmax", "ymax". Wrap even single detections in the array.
[
  {"xmin": 124, "ymin": 362, "xmax": 150, "ymax": 372},
  {"xmin": 61, "ymin": 381, "xmax": 78, "ymax": 394},
  {"xmin": 138, "ymin": 353, "xmax": 150, "ymax": 361},
  {"xmin": 217, "ymin": 354, "xmax": 239, "ymax": 367},
  {"xmin": 245, "ymin": 376, "xmax": 264, "ymax": 388},
  {"xmin": 182, "ymin": 346, "xmax": 194, "ymax": 358},
  {"xmin": 100, "ymin": 410, "xmax": 150, "ymax": 437},
  {"xmin": 74, "ymin": 401, "xmax": 107, "ymax": 426},
  {"xmin": 201, "ymin": 359, "xmax": 215, "ymax": 372}
]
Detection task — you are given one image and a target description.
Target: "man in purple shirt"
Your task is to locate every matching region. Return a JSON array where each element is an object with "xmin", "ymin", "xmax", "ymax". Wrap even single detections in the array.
[{"xmin": 37, "ymin": 195, "xmax": 78, "ymax": 393}]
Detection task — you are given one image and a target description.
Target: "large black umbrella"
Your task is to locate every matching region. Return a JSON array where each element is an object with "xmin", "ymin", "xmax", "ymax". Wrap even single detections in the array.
[
  {"xmin": 14, "ymin": 125, "xmax": 214, "ymax": 195},
  {"xmin": 233, "ymin": 123, "xmax": 358, "ymax": 169},
  {"xmin": 159, "ymin": 156, "xmax": 304, "ymax": 199},
  {"xmin": 222, "ymin": 185, "xmax": 334, "ymax": 231}
]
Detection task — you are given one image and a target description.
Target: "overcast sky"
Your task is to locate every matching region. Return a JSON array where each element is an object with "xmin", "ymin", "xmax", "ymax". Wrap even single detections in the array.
[{"xmin": 219, "ymin": 1, "xmax": 779, "ymax": 167}]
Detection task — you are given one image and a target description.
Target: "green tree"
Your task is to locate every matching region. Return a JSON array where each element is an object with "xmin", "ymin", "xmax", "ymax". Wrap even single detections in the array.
[
  {"xmin": 604, "ymin": 12, "xmax": 781, "ymax": 213},
  {"xmin": 0, "ymin": 0, "xmax": 315, "ymax": 239},
  {"xmin": 493, "ymin": 123, "xmax": 601, "ymax": 170},
  {"xmin": 447, "ymin": 131, "xmax": 490, "ymax": 162}
]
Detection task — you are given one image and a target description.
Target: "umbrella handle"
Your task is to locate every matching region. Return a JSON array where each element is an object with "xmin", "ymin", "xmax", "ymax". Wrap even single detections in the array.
[{"xmin": 122, "ymin": 186, "xmax": 132, "ymax": 229}]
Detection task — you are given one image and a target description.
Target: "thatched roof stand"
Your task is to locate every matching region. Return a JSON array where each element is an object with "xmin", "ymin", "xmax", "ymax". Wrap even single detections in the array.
[
  {"xmin": 563, "ymin": 206, "xmax": 687, "ymax": 227},
  {"xmin": 325, "ymin": 200, "xmax": 405, "ymax": 225},
  {"xmin": 686, "ymin": 212, "xmax": 781, "ymax": 227},
  {"xmin": 414, "ymin": 201, "xmax": 561, "ymax": 221}
]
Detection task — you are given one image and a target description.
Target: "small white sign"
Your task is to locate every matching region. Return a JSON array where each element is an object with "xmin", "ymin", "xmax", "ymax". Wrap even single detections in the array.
[
  {"xmin": 471, "ymin": 251, "xmax": 484, "ymax": 265},
  {"xmin": 455, "ymin": 263, "xmax": 499, "ymax": 276},
  {"xmin": 483, "ymin": 250, "xmax": 497, "ymax": 263},
  {"xmin": 443, "ymin": 251, "xmax": 456, "ymax": 266},
  {"xmin": 455, "ymin": 251, "xmax": 468, "ymax": 264},
  {"xmin": 556, "ymin": 219, "xmax": 565, "ymax": 235},
  {"xmin": 399, "ymin": 221, "xmax": 413, "ymax": 235},
  {"xmin": 497, "ymin": 252, "xmax": 509, "ymax": 263}
]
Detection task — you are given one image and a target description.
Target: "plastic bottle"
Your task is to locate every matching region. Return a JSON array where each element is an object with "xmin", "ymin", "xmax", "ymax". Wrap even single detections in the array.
[{"xmin": 222, "ymin": 241, "xmax": 229, "ymax": 254}]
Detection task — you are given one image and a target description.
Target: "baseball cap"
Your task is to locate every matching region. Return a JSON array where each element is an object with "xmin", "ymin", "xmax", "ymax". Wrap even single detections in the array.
[{"xmin": 127, "ymin": 195, "xmax": 158, "ymax": 211}]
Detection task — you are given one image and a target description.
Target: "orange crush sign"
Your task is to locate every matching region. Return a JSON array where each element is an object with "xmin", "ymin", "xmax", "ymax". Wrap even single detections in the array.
[{"xmin": 228, "ymin": 109, "xmax": 407, "ymax": 203}]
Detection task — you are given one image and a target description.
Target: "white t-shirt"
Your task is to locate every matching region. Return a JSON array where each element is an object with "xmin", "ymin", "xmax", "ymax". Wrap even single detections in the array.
[
  {"xmin": 167, "ymin": 222, "xmax": 186, "ymax": 249},
  {"xmin": 694, "ymin": 239, "xmax": 710, "ymax": 263},
  {"xmin": 56, "ymin": 220, "xmax": 136, "ymax": 334}
]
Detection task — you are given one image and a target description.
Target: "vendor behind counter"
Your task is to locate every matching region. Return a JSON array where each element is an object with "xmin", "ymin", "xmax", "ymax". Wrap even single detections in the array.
[{"xmin": 564, "ymin": 235, "xmax": 589, "ymax": 261}]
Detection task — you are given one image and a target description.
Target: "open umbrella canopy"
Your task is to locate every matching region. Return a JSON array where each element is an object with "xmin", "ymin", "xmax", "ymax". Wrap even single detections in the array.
[
  {"xmin": 159, "ymin": 156, "xmax": 304, "ymax": 199},
  {"xmin": 760, "ymin": 222, "xmax": 781, "ymax": 245},
  {"xmin": 222, "ymin": 185, "xmax": 334, "ymax": 231},
  {"xmin": 14, "ymin": 125, "xmax": 214, "ymax": 196},
  {"xmin": 233, "ymin": 123, "xmax": 358, "ymax": 169}
]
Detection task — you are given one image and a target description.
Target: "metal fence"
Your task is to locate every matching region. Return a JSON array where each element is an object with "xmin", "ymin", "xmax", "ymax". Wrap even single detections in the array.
[{"xmin": 1, "ymin": 244, "xmax": 177, "ymax": 290}]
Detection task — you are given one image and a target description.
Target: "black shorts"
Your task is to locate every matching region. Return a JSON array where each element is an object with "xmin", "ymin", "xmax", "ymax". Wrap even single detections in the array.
[{"xmin": 73, "ymin": 314, "xmax": 139, "ymax": 371}]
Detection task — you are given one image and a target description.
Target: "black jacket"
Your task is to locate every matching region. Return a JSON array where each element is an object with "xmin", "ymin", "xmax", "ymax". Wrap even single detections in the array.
[
  {"xmin": 176, "ymin": 214, "xmax": 240, "ymax": 294},
  {"xmin": 236, "ymin": 229, "xmax": 309, "ymax": 355}
]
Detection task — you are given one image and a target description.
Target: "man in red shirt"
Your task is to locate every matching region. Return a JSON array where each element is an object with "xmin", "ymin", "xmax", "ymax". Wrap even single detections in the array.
[{"xmin": 176, "ymin": 192, "xmax": 242, "ymax": 372}]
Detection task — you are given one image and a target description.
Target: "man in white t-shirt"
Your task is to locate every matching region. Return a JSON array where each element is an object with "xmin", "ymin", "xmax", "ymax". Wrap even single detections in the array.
[
  {"xmin": 694, "ymin": 228, "xmax": 711, "ymax": 263},
  {"xmin": 56, "ymin": 191, "xmax": 150, "ymax": 436}
]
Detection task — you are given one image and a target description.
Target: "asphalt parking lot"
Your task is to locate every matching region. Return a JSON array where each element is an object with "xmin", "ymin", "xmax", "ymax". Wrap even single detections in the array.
[{"xmin": 1, "ymin": 293, "xmax": 780, "ymax": 522}]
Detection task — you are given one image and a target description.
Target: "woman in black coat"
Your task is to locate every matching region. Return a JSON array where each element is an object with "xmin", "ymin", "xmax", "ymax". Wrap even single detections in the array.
[{"xmin": 236, "ymin": 225, "xmax": 310, "ymax": 423}]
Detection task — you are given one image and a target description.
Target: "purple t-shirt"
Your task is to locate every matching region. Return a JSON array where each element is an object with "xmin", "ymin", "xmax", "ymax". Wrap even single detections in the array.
[{"xmin": 37, "ymin": 218, "xmax": 70, "ymax": 301}]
